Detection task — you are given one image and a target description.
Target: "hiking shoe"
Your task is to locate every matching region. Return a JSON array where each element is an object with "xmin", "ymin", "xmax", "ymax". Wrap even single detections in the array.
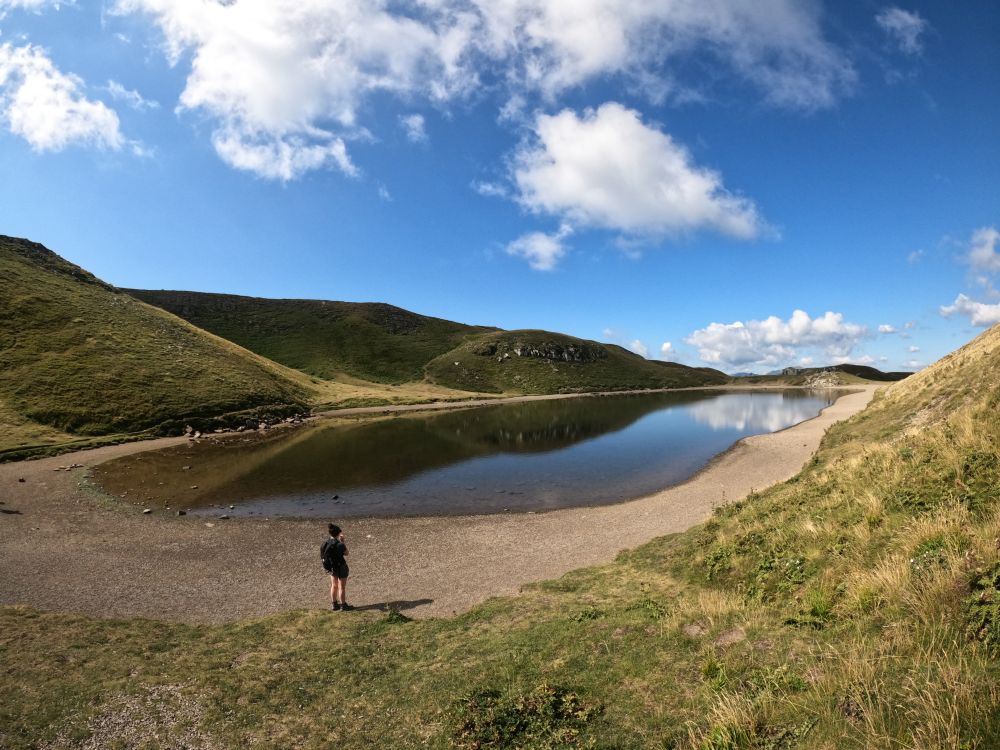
[
  {"xmin": 330, "ymin": 602, "xmax": 341, "ymax": 611},
  {"xmin": 340, "ymin": 602, "xmax": 354, "ymax": 611}
]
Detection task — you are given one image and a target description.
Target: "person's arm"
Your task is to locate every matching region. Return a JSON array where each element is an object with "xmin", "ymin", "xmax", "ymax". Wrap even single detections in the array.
[{"xmin": 340, "ymin": 535, "xmax": 348, "ymax": 557}]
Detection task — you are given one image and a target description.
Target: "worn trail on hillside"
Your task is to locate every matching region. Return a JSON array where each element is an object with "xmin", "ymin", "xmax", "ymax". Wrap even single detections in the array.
[{"xmin": 0, "ymin": 387, "xmax": 876, "ymax": 623}]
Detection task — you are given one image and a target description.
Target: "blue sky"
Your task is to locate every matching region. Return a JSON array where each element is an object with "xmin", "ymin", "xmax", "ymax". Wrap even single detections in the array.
[{"xmin": 1, "ymin": 0, "xmax": 997, "ymax": 373}]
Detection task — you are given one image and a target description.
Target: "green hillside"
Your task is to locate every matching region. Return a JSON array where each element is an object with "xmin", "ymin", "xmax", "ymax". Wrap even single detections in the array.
[
  {"xmin": 738, "ymin": 363, "xmax": 911, "ymax": 386},
  {"xmin": 426, "ymin": 329, "xmax": 729, "ymax": 393},
  {"xmin": 6, "ymin": 327, "xmax": 1000, "ymax": 748},
  {"xmin": 0, "ymin": 236, "xmax": 312, "ymax": 449},
  {"xmin": 127, "ymin": 289, "xmax": 496, "ymax": 384}
]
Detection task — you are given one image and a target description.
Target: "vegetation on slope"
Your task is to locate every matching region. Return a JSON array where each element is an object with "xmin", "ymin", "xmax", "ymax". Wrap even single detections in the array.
[
  {"xmin": 0, "ymin": 237, "xmax": 311, "ymax": 448},
  {"xmin": 736, "ymin": 364, "xmax": 910, "ymax": 386},
  {"xmin": 426, "ymin": 329, "xmax": 729, "ymax": 393},
  {"xmin": 7, "ymin": 327, "xmax": 1000, "ymax": 746},
  {"xmin": 128, "ymin": 289, "xmax": 496, "ymax": 384}
]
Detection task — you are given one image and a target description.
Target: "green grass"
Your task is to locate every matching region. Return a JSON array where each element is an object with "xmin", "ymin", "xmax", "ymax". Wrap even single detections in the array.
[
  {"xmin": 425, "ymin": 329, "xmax": 729, "ymax": 394},
  {"xmin": 127, "ymin": 289, "xmax": 497, "ymax": 384},
  {"xmin": 0, "ymin": 236, "xmax": 311, "ymax": 442}
]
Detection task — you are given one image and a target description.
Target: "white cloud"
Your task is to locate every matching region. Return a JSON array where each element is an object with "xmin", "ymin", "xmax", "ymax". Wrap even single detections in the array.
[
  {"xmin": 659, "ymin": 341, "xmax": 676, "ymax": 361},
  {"xmin": 116, "ymin": 0, "xmax": 472, "ymax": 180},
  {"xmin": 0, "ymin": 43, "xmax": 123, "ymax": 152},
  {"xmin": 940, "ymin": 294, "xmax": 1000, "ymax": 328},
  {"xmin": 472, "ymin": 180, "xmax": 508, "ymax": 198},
  {"xmin": 399, "ymin": 113, "xmax": 427, "ymax": 143},
  {"xmin": 472, "ymin": 0, "xmax": 854, "ymax": 110},
  {"xmin": 629, "ymin": 339, "xmax": 648, "ymax": 358},
  {"xmin": 512, "ymin": 103, "xmax": 764, "ymax": 243},
  {"xmin": 116, "ymin": 0, "xmax": 853, "ymax": 179},
  {"xmin": 902, "ymin": 359, "xmax": 922, "ymax": 369},
  {"xmin": 967, "ymin": 226, "xmax": 1000, "ymax": 273},
  {"xmin": 505, "ymin": 224, "xmax": 571, "ymax": 271},
  {"xmin": 908, "ymin": 345, "xmax": 920, "ymax": 353},
  {"xmin": 106, "ymin": 80, "xmax": 159, "ymax": 111},
  {"xmin": 876, "ymin": 7, "xmax": 929, "ymax": 56},
  {"xmin": 907, "ymin": 248, "xmax": 925, "ymax": 264},
  {"xmin": 212, "ymin": 130, "xmax": 355, "ymax": 181},
  {"xmin": 685, "ymin": 309, "xmax": 868, "ymax": 370},
  {"xmin": 878, "ymin": 324, "xmax": 897, "ymax": 334},
  {"xmin": 377, "ymin": 184, "xmax": 392, "ymax": 201},
  {"xmin": 799, "ymin": 356, "xmax": 814, "ymax": 365}
]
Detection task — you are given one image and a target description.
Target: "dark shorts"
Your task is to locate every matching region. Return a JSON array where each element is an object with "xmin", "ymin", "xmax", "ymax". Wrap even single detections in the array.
[{"xmin": 328, "ymin": 565, "xmax": 349, "ymax": 580}]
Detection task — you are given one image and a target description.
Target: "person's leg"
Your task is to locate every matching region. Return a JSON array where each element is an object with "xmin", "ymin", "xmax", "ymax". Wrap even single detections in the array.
[
  {"xmin": 329, "ymin": 575, "xmax": 337, "ymax": 603},
  {"xmin": 339, "ymin": 577, "xmax": 348, "ymax": 604}
]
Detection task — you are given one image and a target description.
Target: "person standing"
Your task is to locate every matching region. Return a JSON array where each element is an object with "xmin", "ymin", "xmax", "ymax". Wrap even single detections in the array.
[{"xmin": 321, "ymin": 523, "xmax": 352, "ymax": 611}]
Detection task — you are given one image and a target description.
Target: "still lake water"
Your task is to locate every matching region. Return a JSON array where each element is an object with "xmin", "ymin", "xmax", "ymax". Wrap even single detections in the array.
[{"xmin": 94, "ymin": 390, "xmax": 841, "ymax": 518}]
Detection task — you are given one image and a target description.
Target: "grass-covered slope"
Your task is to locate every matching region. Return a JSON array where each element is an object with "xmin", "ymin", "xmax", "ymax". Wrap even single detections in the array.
[
  {"xmin": 128, "ymin": 289, "xmax": 496, "ymax": 384},
  {"xmin": 737, "ymin": 363, "xmax": 911, "ymax": 386},
  {"xmin": 6, "ymin": 326, "xmax": 1000, "ymax": 749},
  {"xmin": 426, "ymin": 329, "xmax": 729, "ymax": 393},
  {"xmin": 0, "ymin": 237, "xmax": 311, "ymax": 447}
]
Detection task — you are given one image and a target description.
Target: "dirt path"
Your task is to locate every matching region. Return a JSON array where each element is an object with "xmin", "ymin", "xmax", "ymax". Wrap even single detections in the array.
[{"xmin": 0, "ymin": 387, "xmax": 876, "ymax": 623}]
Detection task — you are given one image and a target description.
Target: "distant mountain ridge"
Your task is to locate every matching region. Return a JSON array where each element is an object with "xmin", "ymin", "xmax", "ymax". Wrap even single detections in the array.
[
  {"xmin": 127, "ymin": 289, "xmax": 496, "ymax": 384},
  {"xmin": 127, "ymin": 290, "xmax": 731, "ymax": 393}
]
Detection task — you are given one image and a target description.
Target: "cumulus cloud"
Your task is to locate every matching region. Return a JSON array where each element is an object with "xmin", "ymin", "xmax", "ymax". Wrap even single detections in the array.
[
  {"xmin": 876, "ymin": 7, "xmax": 929, "ymax": 55},
  {"xmin": 908, "ymin": 345, "xmax": 920, "ymax": 352},
  {"xmin": 106, "ymin": 80, "xmax": 159, "ymax": 111},
  {"xmin": 115, "ymin": 0, "xmax": 853, "ymax": 179},
  {"xmin": 659, "ymin": 341, "xmax": 676, "ymax": 360},
  {"xmin": 967, "ymin": 226, "xmax": 1000, "ymax": 273},
  {"xmin": 512, "ymin": 103, "xmax": 764, "ymax": 244},
  {"xmin": 878, "ymin": 324, "xmax": 897, "ymax": 334},
  {"xmin": 940, "ymin": 294, "xmax": 1000, "ymax": 327},
  {"xmin": 473, "ymin": 0, "xmax": 854, "ymax": 109},
  {"xmin": 685, "ymin": 309, "xmax": 868, "ymax": 370},
  {"xmin": 0, "ymin": 43, "xmax": 123, "ymax": 151},
  {"xmin": 629, "ymin": 339, "xmax": 649, "ymax": 358},
  {"xmin": 505, "ymin": 224, "xmax": 571, "ymax": 271},
  {"xmin": 399, "ymin": 113, "xmax": 427, "ymax": 143}
]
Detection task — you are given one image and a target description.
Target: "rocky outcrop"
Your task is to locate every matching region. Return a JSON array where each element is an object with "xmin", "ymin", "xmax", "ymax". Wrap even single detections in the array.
[{"xmin": 474, "ymin": 340, "xmax": 607, "ymax": 363}]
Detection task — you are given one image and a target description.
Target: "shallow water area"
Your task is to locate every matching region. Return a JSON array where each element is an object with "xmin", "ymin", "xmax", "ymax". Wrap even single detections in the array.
[{"xmin": 93, "ymin": 389, "xmax": 842, "ymax": 518}]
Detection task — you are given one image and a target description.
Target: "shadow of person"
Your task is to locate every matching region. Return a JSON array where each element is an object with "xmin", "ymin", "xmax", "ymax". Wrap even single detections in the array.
[
  {"xmin": 353, "ymin": 598, "xmax": 433, "ymax": 613},
  {"xmin": 0, "ymin": 508, "xmax": 22, "ymax": 515}
]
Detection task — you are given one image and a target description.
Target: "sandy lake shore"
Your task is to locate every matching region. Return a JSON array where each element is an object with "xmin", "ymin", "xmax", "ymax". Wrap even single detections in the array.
[{"xmin": 0, "ymin": 386, "xmax": 877, "ymax": 623}]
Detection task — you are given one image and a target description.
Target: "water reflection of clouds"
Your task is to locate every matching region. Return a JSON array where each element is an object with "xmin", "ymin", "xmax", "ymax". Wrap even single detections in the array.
[{"xmin": 687, "ymin": 394, "xmax": 824, "ymax": 432}]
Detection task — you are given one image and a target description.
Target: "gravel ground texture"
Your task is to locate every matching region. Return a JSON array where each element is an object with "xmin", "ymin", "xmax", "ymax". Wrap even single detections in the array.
[{"xmin": 0, "ymin": 387, "xmax": 876, "ymax": 623}]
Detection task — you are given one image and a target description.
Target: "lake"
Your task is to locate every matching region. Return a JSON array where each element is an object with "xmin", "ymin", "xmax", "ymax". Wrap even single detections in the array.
[{"xmin": 93, "ymin": 389, "xmax": 842, "ymax": 518}]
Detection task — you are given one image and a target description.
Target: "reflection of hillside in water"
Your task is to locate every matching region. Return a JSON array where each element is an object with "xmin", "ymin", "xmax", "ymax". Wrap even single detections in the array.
[
  {"xmin": 687, "ymin": 391, "xmax": 836, "ymax": 432},
  {"xmin": 94, "ymin": 391, "xmax": 716, "ymax": 508},
  {"xmin": 427, "ymin": 391, "xmax": 709, "ymax": 453}
]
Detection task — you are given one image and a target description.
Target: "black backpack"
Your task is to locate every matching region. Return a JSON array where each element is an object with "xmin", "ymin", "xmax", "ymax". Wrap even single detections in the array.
[{"xmin": 320, "ymin": 537, "xmax": 338, "ymax": 572}]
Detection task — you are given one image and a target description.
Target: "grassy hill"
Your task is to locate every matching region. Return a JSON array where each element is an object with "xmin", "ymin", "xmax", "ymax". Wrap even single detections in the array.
[
  {"xmin": 0, "ymin": 236, "xmax": 314, "ymax": 453},
  {"xmin": 127, "ymin": 289, "xmax": 496, "ymax": 384},
  {"xmin": 736, "ymin": 363, "xmax": 911, "ymax": 386},
  {"xmin": 130, "ymin": 291, "xmax": 731, "ymax": 394},
  {"xmin": 426, "ymin": 329, "xmax": 729, "ymax": 393}
]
